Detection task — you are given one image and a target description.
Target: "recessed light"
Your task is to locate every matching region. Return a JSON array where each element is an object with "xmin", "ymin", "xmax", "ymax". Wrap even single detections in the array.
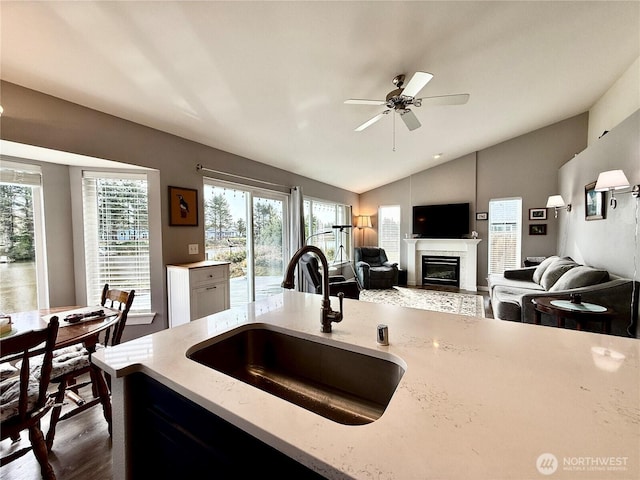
[{"xmin": 433, "ymin": 153, "xmax": 443, "ymax": 159}]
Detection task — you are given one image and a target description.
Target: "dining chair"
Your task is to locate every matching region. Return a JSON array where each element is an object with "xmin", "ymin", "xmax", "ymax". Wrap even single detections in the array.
[
  {"xmin": 1, "ymin": 316, "xmax": 59, "ymax": 480},
  {"xmin": 44, "ymin": 285, "xmax": 135, "ymax": 451}
]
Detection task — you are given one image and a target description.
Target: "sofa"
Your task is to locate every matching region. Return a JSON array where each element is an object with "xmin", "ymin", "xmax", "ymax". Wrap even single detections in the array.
[{"xmin": 488, "ymin": 256, "xmax": 639, "ymax": 337}]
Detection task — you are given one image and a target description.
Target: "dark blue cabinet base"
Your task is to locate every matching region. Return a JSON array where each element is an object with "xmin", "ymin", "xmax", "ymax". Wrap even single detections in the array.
[{"xmin": 129, "ymin": 373, "xmax": 326, "ymax": 479}]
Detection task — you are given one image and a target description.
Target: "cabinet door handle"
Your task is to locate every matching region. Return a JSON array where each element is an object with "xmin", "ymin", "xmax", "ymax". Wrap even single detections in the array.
[{"xmin": 206, "ymin": 286, "xmax": 217, "ymax": 290}]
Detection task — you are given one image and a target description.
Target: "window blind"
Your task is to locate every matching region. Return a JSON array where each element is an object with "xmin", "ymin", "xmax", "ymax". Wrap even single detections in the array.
[
  {"xmin": 0, "ymin": 160, "xmax": 42, "ymax": 186},
  {"xmin": 488, "ymin": 198, "xmax": 522, "ymax": 275},
  {"xmin": 83, "ymin": 172, "xmax": 150, "ymax": 312},
  {"xmin": 378, "ymin": 205, "xmax": 401, "ymax": 264}
]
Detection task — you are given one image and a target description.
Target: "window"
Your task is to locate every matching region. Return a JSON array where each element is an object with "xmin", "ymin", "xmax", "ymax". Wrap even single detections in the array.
[
  {"xmin": 82, "ymin": 172, "xmax": 151, "ymax": 312},
  {"xmin": 378, "ymin": 205, "xmax": 401, "ymax": 264},
  {"xmin": 488, "ymin": 198, "xmax": 522, "ymax": 274},
  {"xmin": 303, "ymin": 198, "xmax": 352, "ymax": 264},
  {"xmin": 0, "ymin": 160, "xmax": 48, "ymax": 311}
]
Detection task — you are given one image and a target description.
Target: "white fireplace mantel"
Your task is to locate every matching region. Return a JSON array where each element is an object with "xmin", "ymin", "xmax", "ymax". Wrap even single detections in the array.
[{"xmin": 404, "ymin": 238, "xmax": 482, "ymax": 292}]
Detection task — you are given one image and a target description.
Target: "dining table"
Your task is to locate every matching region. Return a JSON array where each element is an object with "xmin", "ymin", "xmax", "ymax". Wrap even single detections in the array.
[
  {"xmin": 1, "ymin": 305, "xmax": 121, "ymax": 417},
  {"xmin": 1, "ymin": 305, "xmax": 120, "ymax": 355}
]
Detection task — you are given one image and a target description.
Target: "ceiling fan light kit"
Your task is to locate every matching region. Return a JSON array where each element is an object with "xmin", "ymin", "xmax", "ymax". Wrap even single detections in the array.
[{"xmin": 345, "ymin": 71, "xmax": 470, "ymax": 138}]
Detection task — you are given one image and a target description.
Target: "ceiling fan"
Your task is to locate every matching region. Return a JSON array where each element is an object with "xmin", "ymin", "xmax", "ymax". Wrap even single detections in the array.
[{"xmin": 345, "ymin": 71, "xmax": 470, "ymax": 132}]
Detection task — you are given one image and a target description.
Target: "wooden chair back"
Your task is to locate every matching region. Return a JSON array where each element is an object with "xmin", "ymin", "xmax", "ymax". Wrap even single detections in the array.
[
  {"xmin": 1, "ymin": 316, "xmax": 59, "ymax": 479},
  {"xmin": 100, "ymin": 284, "xmax": 135, "ymax": 346}
]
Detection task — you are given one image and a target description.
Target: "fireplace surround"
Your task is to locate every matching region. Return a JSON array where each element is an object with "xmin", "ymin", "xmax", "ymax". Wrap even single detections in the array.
[{"xmin": 404, "ymin": 238, "xmax": 481, "ymax": 292}]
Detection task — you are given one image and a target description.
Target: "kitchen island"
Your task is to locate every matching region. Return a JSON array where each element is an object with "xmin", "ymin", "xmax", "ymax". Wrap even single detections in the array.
[{"xmin": 93, "ymin": 291, "xmax": 639, "ymax": 479}]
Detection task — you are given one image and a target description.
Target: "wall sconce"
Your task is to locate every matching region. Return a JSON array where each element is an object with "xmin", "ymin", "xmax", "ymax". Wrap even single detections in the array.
[
  {"xmin": 594, "ymin": 169, "xmax": 639, "ymax": 209},
  {"xmin": 356, "ymin": 215, "xmax": 372, "ymax": 244},
  {"xmin": 546, "ymin": 195, "xmax": 571, "ymax": 218}
]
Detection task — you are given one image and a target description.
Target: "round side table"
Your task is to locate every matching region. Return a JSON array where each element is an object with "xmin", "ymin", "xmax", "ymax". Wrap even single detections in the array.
[{"xmin": 531, "ymin": 297, "xmax": 614, "ymax": 334}]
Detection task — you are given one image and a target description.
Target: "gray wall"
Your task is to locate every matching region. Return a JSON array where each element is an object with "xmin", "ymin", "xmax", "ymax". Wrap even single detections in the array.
[
  {"xmin": 475, "ymin": 114, "xmax": 589, "ymax": 286},
  {"xmin": 0, "ymin": 81, "xmax": 359, "ymax": 339},
  {"xmin": 360, "ymin": 113, "xmax": 589, "ymax": 288},
  {"xmin": 557, "ymin": 110, "xmax": 639, "ymax": 278}
]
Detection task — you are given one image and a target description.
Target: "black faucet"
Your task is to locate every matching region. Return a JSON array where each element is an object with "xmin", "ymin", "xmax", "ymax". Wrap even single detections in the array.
[{"xmin": 281, "ymin": 245, "xmax": 344, "ymax": 333}]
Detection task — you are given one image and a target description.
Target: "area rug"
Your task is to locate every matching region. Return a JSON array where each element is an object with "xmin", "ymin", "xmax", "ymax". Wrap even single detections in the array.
[{"xmin": 359, "ymin": 287, "xmax": 485, "ymax": 318}]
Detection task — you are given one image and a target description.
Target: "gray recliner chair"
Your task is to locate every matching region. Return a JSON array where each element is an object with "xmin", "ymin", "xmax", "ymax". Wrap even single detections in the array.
[{"xmin": 354, "ymin": 247, "xmax": 399, "ymax": 289}]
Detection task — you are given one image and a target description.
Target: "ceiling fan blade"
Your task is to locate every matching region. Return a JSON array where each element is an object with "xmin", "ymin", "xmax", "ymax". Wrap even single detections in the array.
[
  {"xmin": 401, "ymin": 71, "xmax": 433, "ymax": 98},
  {"xmin": 416, "ymin": 93, "xmax": 470, "ymax": 107},
  {"xmin": 344, "ymin": 99, "xmax": 386, "ymax": 105},
  {"xmin": 400, "ymin": 109, "xmax": 421, "ymax": 131},
  {"xmin": 355, "ymin": 111, "xmax": 388, "ymax": 132}
]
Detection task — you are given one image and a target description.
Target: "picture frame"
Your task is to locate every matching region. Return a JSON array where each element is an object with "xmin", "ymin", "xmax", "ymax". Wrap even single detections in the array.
[
  {"xmin": 528, "ymin": 208, "xmax": 547, "ymax": 220},
  {"xmin": 476, "ymin": 212, "xmax": 488, "ymax": 221},
  {"xmin": 169, "ymin": 186, "xmax": 198, "ymax": 226},
  {"xmin": 584, "ymin": 181, "xmax": 605, "ymax": 221},
  {"xmin": 529, "ymin": 224, "xmax": 547, "ymax": 235}
]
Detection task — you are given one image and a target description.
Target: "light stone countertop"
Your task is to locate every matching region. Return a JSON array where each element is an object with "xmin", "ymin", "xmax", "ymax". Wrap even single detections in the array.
[{"xmin": 93, "ymin": 291, "xmax": 640, "ymax": 479}]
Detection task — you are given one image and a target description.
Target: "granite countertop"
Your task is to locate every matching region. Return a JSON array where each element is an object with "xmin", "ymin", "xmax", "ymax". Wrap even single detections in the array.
[{"xmin": 94, "ymin": 291, "xmax": 640, "ymax": 479}]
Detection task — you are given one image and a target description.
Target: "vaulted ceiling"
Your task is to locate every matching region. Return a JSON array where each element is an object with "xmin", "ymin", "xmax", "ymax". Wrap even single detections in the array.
[{"xmin": 1, "ymin": 1, "xmax": 639, "ymax": 193}]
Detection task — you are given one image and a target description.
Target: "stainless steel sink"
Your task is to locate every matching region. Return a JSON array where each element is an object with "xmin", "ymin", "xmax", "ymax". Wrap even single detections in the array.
[{"xmin": 187, "ymin": 326, "xmax": 405, "ymax": 425}]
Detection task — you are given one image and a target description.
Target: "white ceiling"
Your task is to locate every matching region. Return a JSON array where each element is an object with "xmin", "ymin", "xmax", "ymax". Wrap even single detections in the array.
[{"xmin": 1, "ymin": 1, "xmax": 639, "ymax": 194}]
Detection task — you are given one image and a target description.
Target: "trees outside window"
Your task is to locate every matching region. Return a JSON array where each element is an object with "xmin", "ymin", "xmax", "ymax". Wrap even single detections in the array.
[
  {"xmin": 0, "ymin": 161, "xmax": 46, "ymax": 313},
  {"xmin": 0, "ymin": 185, "xmax": 34, "ymax": 262},
  {"xmin": 204, "ymin": 181, "xmax": 288, "ymax": 306}
]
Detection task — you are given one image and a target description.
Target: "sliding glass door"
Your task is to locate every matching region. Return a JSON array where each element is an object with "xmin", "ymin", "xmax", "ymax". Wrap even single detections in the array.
[
  {"xmin": 204, "ymin": 181, "xmax": 288, "ymax": 307},
  {"xmin": 253, "ymin": 195, "xmax": 286, "ymax": 302}
]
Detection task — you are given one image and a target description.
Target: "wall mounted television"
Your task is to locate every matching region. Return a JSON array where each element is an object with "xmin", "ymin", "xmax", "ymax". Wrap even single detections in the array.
[{"xmin": 412, "ymin": 203, "xmax": 470, "ymax": 239}]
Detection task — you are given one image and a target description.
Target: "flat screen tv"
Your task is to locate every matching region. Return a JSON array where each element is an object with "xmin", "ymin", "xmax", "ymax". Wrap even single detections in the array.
[{"xmin": 412, "ymin": 203, "xmax": 470, "ymax": 239}]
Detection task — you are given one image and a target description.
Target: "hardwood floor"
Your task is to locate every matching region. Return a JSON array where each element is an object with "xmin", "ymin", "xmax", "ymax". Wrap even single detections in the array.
[
  {"xmin": 0, "ymin": 376, "xmax": 113, "ymax": 480},
  {"xmin": 1, "ymin": 287, "xmax": 493, "ymax": 480}
]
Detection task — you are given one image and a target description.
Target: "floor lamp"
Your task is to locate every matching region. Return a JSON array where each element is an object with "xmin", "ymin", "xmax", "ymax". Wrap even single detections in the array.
[{"xmin": 356, "ymin": 215, "xmax": 372, "ymax": 245}]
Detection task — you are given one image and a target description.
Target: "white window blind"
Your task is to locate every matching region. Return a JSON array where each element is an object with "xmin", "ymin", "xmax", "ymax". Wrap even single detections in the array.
[
  {"xmin": 488, "ymin": 198, "xmax": 522, "ymax": 275},
  {"xmin": 83, "ymin": 172, "xmax": 150, "ymax": 312},
  {"xmin": 0, "ymin": 160, "xmax": 42, "ymax": 186},
  {"xmin": 378, "ymin": 205, "xmax": 401, "ymax": 264}
]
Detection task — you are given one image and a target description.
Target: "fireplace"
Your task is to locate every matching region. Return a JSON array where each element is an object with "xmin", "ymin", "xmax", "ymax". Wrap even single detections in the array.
[
  {"xmin": 422, "ymin": 256, "xmax": 460, "ymax": 287},
  {"xmin": 404, "ymin": 238, "xmax": 481, "ymax": 291}
]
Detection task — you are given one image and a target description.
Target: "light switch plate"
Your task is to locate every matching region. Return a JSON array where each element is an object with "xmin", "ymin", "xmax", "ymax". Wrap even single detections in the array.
[{"xmin": 188, "ymin": 244, "xmax": 199, "ymax": 255}]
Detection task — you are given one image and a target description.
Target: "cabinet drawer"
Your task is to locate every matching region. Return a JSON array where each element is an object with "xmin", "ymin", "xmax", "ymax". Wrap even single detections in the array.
[{"xmin": 190, "ymin": 265, "xmax": 227, "ymax": 286}]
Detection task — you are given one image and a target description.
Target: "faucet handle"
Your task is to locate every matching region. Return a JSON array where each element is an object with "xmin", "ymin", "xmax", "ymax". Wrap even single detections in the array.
[{"xmin": 334, "ymin": 292, "xmax": 344, "ymax": 323}]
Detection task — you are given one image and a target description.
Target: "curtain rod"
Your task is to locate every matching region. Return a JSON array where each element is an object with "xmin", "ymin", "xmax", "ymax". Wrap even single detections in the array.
[{"xmin": 196, "ymin": 164, "xmax": 295, "ymax": 190}]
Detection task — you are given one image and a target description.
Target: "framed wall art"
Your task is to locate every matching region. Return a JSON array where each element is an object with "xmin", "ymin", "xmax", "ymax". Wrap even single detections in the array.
[
  {"xmin": 529, "ymin": 224, "xmax": 547, "ymax": 235},
  {"xmin": 528, "ymin": 208, "xmax": 547, "ymax": 220},
  {"xmin": 584, "ymin": 181, "xmax": 605, "ymax": 221},
  {"xmin": 169, "ymin": 186, "xmax": 198, "ymax": 226}
]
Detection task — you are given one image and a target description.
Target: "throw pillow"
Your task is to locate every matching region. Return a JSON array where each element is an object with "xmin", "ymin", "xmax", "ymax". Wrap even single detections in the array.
[
  {"xmin": 532, "ymin": 255, "xmax": 559, "ymax": 284},
  {"xmin": 549, "ymin": 266, "xmax": 609, "ymax": 291},
  {"xmin": 540, "ymin": 258, "xmax": 579, "ymax": 290}
]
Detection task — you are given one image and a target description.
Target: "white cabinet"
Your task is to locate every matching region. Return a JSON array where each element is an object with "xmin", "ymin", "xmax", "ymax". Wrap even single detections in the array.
[{"xmin": 167, "ymin": 261, "xmax": 230, "ymax": 327}]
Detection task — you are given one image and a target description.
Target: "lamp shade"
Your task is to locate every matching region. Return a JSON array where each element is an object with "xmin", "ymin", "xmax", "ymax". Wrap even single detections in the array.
[
  {"xmin": 595, "ymin": 170, "xmax": 630, "ymax": 191},
  {"xmin": 546, "ymin": 195, "xmax": 565, "ymax": 208},
  {"xmin": 356, "ymin": 215, "xmax": 372, "ymax": 228}
]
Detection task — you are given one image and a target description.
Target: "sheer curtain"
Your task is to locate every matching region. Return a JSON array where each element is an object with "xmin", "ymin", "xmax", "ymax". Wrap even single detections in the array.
[{"xmin": 289, "ymin": 186, "xmax": 305, "ymax": 291}]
